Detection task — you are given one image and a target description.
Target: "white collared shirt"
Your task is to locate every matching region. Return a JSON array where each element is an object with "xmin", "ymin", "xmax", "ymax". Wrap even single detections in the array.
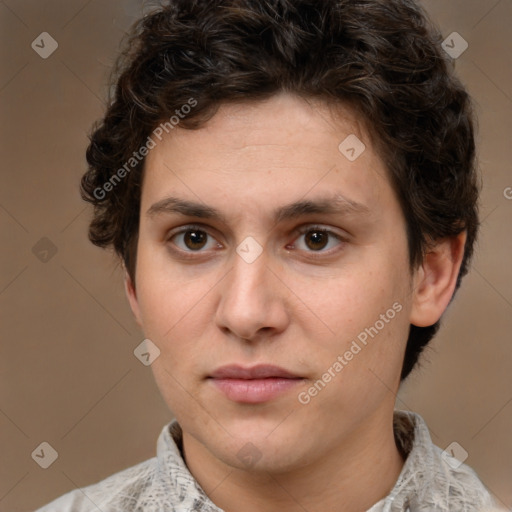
[{"xmin": 35, "ymin": 410, "xmax": 498, "ymax": 512}]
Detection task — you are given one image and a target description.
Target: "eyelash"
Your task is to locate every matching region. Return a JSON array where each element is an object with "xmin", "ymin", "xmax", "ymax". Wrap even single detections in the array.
[{"xmin": 166, "ymin": 224, "xmax": 346, "ymax": 260}]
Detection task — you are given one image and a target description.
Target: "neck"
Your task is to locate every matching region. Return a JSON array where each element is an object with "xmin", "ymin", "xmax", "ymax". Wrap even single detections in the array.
[{"xmin": 181, "ymin": 410, "xmax": 405, "ymax": 512}]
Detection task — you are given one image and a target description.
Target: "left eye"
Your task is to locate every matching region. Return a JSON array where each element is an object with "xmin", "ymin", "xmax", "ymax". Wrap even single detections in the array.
[{"xmin": 291, "ymin": 226, "xmax": 344, "ymax": 253}]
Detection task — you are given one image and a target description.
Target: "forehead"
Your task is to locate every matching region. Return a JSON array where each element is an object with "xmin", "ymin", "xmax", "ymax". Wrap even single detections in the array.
[
  {"xmin": 164, "ymin": 93, "xmax": 370, "ymax": 160},
  {"xmin": 140, "ymin": 93, "xmax": 393, "ymax": 222}
]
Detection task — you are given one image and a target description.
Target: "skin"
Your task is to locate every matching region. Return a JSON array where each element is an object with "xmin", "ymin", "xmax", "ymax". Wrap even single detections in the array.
[{"xmin": 125, "ymin": 92, "xmax": 466, "ymax": 512}]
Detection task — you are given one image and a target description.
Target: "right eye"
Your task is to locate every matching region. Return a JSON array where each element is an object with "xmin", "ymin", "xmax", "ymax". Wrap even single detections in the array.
[{"xmin": 166, "ymin": 224, "xmax": 222, "ymax": 258}]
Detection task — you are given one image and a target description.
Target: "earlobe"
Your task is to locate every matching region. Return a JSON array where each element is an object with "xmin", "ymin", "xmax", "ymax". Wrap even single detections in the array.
[
  {"xmin": 409, "ymin": 231, "xmax": 467, "ymax": 328},
  {"xmin": 123, "ymin": 268, "xmax": 143, "ymax": 328}
]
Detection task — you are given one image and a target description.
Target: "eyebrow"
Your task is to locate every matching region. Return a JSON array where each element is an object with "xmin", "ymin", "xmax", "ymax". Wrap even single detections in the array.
[{"xmin": 146, "ymin": 194, "xmax": 371, "ymax": 224}]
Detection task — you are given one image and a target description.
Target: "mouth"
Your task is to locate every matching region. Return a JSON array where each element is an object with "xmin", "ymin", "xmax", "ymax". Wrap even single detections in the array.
[{"xmin": 208, "ymin": 364, "xmax": 305, "ymax": 404}]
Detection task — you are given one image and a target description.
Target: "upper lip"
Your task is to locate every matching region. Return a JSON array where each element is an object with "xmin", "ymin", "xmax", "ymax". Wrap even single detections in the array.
[{"xmin": 209, "ymin": 364, "xmax": 302, "ymax": 379}]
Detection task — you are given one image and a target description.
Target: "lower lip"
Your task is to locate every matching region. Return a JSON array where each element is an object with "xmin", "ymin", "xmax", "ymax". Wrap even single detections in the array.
[{"xmin": 210, "ymin": 378, "xmax": 303, "ymax": 403}]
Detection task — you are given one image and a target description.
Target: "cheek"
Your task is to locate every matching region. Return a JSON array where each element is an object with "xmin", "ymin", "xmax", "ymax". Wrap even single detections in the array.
[
  {"xmin": 134, "ymin": 259, "xmax": 228, "ymax": 378},
  {"xmin": 299, "ymin": 251, "xmax": 410, "ymax": 379},
  {"xmin": 305, "ymin": 265, "xmax": 403, "ymax": 336},
  {"xmin": 135, "ymin": 243, "xmax": 207, "ymax": 331}
]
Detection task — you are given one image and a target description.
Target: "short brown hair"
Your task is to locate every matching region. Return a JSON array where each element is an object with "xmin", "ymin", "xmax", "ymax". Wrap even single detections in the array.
[{"xmin": 81, "ymin": 0, "xmax": 479, "ymax": 381}]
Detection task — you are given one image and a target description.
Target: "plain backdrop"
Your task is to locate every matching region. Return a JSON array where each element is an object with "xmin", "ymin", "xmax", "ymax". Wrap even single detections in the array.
[{"xmin": 1, "ymin": 1, "xmax": 511, "ymax": 510}]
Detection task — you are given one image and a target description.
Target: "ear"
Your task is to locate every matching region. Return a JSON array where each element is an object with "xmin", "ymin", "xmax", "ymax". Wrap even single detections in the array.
[
  {"xmin": 410, "ymin": 231, "xmax": 467, "ymax": 327},
  {"xmin": 123, "ymin": 267, "xmax": 143, "ymax": 328}
]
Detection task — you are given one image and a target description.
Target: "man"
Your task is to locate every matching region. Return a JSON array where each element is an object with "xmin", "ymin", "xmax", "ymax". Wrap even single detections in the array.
[{"xmin": 36, "ymin": 0, "xmax": 501, "ymax": 510}]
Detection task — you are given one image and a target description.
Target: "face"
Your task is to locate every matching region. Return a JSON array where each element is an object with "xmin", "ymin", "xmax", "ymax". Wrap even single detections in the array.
[{"xmin": 126, "ymin": 92, "xmax": 418, "ymax": 473}]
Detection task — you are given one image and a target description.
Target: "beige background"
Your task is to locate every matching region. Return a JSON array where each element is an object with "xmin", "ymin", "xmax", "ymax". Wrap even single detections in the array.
[{"xmin": 1, "ymin": 1, "xmax": 511, "ymax": 510}]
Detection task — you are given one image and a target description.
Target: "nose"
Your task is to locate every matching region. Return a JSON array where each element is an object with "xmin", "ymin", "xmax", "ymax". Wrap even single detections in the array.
[{"xmin": 214, "ymin": 246, "xmax": 290, "ymax": 343}]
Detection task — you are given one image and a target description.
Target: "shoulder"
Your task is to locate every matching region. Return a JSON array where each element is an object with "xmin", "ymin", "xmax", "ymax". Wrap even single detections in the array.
[
  {"xmin": 391, "ymin": 410, "xmax": 497, "ymax": 511},
  {"xmin": 431, "ymin": 443, "xmax": 494, "ymax": 506},
  {"xmin": 34, "ymin": 420, "xmax": 222, "ymax": 512},
  {"xmin": 34, "ymin": 456, "xmax": 158, "ymax": 512}
]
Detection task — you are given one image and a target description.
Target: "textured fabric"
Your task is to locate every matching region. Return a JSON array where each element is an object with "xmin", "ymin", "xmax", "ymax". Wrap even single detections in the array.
[{"xmin": 35, "ymin": 410, "xmax": 498, "ymax": 512}]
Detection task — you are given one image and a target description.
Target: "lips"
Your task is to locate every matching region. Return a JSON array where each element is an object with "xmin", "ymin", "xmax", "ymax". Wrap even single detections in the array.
[
  {"xmin": 209, "ymin": 364, "xmax": 300, "ymax": 380},
  {"xmin": 208, "ymin": 364, "xmax": 304, "ymax": 404}
]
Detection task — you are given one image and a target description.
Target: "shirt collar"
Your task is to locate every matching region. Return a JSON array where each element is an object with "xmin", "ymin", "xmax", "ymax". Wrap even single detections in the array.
[
  {"xmin": 369, "ymin": 410, "xmax": 492, "ymax": 511},
  {"xmin": 156, "ymin": 410, "xmax": 491, "ymax": 512}
]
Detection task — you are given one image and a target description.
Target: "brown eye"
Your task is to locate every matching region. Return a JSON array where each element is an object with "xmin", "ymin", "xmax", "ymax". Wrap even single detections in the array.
[
  {"xmin": 304, "ymin": 230, "xmax": 329, "ymax": 251},
  {"xmin": 167, "ymin": 225, "xmax": 220, "ymax": 255},
  {"xmin": 291, "ymin": 225, "xmax": 345, "ymax": 256},
  {"xmin": 183, "ymin": 229, "xmax": 208, "ymax": 250}
]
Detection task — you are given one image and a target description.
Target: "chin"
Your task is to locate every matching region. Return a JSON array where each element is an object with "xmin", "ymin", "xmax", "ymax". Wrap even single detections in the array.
[{"xmin": 211, "ymin": 425, "xmax": 311, "ymax": 474}]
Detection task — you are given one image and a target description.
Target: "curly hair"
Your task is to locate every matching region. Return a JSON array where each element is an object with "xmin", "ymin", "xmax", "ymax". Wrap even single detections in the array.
[{"xmin": 81, "ymin": 0, "xmax": 479, "ymax": 381}]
